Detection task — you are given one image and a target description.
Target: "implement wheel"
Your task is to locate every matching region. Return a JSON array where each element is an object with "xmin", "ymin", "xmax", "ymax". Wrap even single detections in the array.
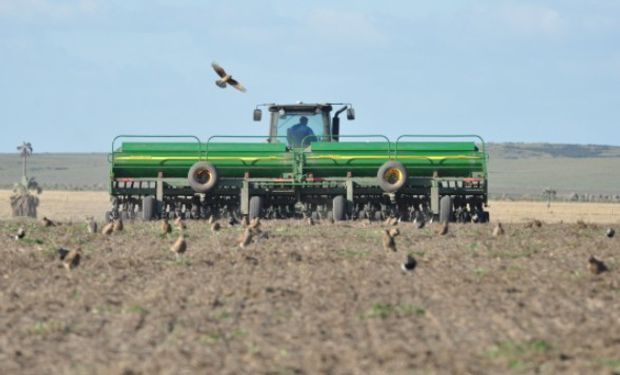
[
  {"xmin": 377, "ymin": 161, "xmax": 408, "ymax": 193},
  {"xmin": 333, "ymin": 195, "xmax": 346, "ymax": 221},
  {"xmin": 249, "ymin": 196, "xmax": 263, "ymax": 220},
  {"xmin": 188, "ymin": 161, "xmax": 218, "ymax": 193}
]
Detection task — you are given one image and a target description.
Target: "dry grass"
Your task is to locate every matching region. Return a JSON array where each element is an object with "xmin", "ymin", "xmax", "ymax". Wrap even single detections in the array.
[{"xmin": 2, "ymin": 190, "xmax": 619, "ymax": 224}]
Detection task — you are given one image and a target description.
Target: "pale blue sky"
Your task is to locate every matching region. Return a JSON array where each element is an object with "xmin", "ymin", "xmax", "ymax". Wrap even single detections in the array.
[{"xmin": 1, "ymin": 0, "xmax": 619, "ymax": 152}]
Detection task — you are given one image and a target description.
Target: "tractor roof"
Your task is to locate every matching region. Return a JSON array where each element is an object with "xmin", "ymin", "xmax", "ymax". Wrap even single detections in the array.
[{"xmin": 268, "ymin": 103, "xmax": 333, "ymax": 113}]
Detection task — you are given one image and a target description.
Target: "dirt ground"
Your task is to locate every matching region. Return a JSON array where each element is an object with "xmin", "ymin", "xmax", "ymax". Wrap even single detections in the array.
[{"xmin": 1, "ymin": 216, "xmax": 619, "ymax": 374}]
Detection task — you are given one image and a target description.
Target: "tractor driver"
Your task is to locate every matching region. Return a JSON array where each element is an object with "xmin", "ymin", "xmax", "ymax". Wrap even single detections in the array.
[{"xmin": 287, "ymin": 116, "xmax": 317, "ymax": 148}]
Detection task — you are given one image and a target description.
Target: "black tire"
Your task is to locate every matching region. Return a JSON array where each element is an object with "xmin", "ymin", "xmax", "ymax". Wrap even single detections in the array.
[
  {"xmin": 142, "ymin": 196, "xmax": 156, "ymax": 221},
  {"xmin": 333, "ymin": 195, "xmax": 346, "ymax": 221},
  {"xmin": 439, "ymin": 196, "xmax": 453, "ymax": 223},
  {"xmin": 249, "ymin": 196, "xmax": 263, "ymax": 220},
  {"xmin": 377, "ymin": 160, "xmax": 408, "ymax": 193},
  {"xmin": 188, "ymin": 161, "xmax": 218, "ymax": 193}
]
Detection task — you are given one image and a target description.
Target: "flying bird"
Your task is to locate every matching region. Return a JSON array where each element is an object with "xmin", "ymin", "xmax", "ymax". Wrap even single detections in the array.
[
  {"xmin": 401, "ymin": 254, "xmax": 417, "ymax": 272},
  {"xmin": 211, "ymin": 62, "xmax": 246, "ymax": 92},
  {"xmin": 588, "ymin": 255, "xmax": 608, "ymax": 275},
  {"xmin": 15, "ymin": 226, "xmax": 26, "ymax": 240}
]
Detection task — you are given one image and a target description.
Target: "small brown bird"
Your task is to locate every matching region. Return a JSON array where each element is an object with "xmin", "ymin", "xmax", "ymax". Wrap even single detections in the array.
[
  {"xmin": 239, "ymin": 228, "xmax": 253, "ymax": 248},
  {"xmin": 211, "ymin": 62, "xmax": 247, "ymax": 92},
  {"xmin": 15, "ymin": 226, "xmax": 26, "ymax": 240},
  {"xmin": 101, "ymin": 222, "xmax": 114, "ymax": 235},
  {"xmin": 161, "ymin": 218, "xmax": 172, "ymax": 235},
  {"xmin": 211, "ymin": 222, "xmax": 221, "ymax": 232},
  {"xmin": 208, "ymin": 215, "xmax": 216, "ymax": 225},
  {"xmin": 383, "ymin": 229, "xmax": 397, "ymax": 252},
  {"xmin": 41, "ymin": 217, "xmax": 56, "ymax": 227},
  {"xmin": 86, "ymin": 217, "xmax": 97, "ymax": 234},
  {"xmin": 113, "ymin": 218, "xmax": 123, "ymax": 232},
  {"xmin": 170, "ymin": 233, "xmax": 187, "ymax": 256},
  {"xmin": 175, "ymin": 217, "xmax": 187, "ymax": 230},
  {"xmin": 588, "ymin": 255, "xmax": 608, "ymax": 275},
  {"xmin": 61, "ymin": 247, "xmax": 82, "ymax": 270},
  {"xmin": 525, "ymin": 219, "xmax": 543, "ymax": 228},
  {"xmin": 493, "ymin": 222, "xmax": 505, "ymax": 236},
  {"xmin": 249, "ymin": 217, "xmax": 261, "ymax": 230},
  {"xmin": 437, "ymin": 221, "xmax": 449, "ymax": 236}
]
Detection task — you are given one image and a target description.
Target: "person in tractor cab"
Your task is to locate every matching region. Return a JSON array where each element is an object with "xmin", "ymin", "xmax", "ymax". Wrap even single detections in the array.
[{"xmin": 287, "ymin": 116, "xmax": 317, "ymax": 147}]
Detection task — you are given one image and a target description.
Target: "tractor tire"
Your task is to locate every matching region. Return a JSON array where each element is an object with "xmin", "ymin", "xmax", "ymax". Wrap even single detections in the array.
[
  {"xmin": 249, "ymin": 196, "xmax": 263, "ymax": 220},
  {"xmin": 439, "ymin": 196, "xmax": 453, "ymax": 223},
  {"xmin": 142, "ymin": 196, "xmax": 156, "ymax": 220},
  {"xmin": 188, "ymin": 161, "xmax": 218, "ymax": 193},
  {"xmin": 377, "ymin": 160, "xmax": 408, "ymax": 193},
  {"xmin": 333, "ymin": 195, "xmax": 346, "ymax": 221}
]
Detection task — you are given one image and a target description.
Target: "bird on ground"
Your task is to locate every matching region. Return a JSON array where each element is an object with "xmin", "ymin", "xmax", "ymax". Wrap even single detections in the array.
[
  {"xmin": 174, "ymin": 217, "xmax": 186, "ymax": 230},
  {"xmin": 401, "ymin": 254, "xmax": 417, "ymax": 272},
  {"xmin": 86, "ymin": 217, "xmax": 97, "ymax": 234},
  {"xmin": 170, "ymin": 233, "xmax": 187, "ymax": 257},
  {"xmin": 239, "ymin": 228, "xmax": 253, "ymax": 248},
  {"xmin": 437, "ymin": 221, "xmax": 449, "ymax": 236},
  {"xmin": 606, "ymin": 228, "xmax": 615, "ymax": 238},
  {"xmin": 15, "ymin": 226, "xmax": 26, "ymax": 240},
  {"xmin": 41, "ymin": 217, "xmax": 56, "ymax": 227},
  {"xmin": 161, "ymin": 218, "xmax": 172, "ymax": 235},
  {"xmin": 211, "ymin": 62, "xmax": 247, "ymax": 92},
  {"xmin": 307, "ymin": 217, "xmax": 315, "ymax": 226},
  {"xmin": 576, "ymin": 220, "xmax": 588, "ymax": 229},
  {"xmin": 413, "ymin": 216, "xmax": 425, "ymax": 229},
  {"xmin": 525, "ymin": 219, "xmax": 543, "ymax": 228},
  {"xmin": 113, "ymin": 218, "xmax": 124, "ymax": 232},
  {"xmin": 101, "ymin": 221, "xmax": 114, "ymax": 235},
  {"xmin": 211, "ymin": 222, "xmax": 221, "ymax": 232},
  {"xmin": 388, "ymin": 228, "xmax": 400, "ymax": 238},
  {"xmin": 493, "ymin": 222, "xmax": 505, "ymax": 237},
  {"xmin": 588, "ymin": 255, "xmax": 608, "ymax": 275},
  {"xmin": 59, "ymin": 247, "xmax": 82, "ymax": 270},
  {"xmin": 383, "ymin": 229, "xmax": 397, "ymax": 252}
]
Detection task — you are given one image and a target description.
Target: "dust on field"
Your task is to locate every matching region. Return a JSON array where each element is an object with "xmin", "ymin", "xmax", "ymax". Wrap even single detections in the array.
[
  {"xmin": 1, "ymin": 218, "xmax": 619, "ymax": 374},
  {"xmin": 2, "ymin": 190, "xmax": 620, "ymax": 224}
]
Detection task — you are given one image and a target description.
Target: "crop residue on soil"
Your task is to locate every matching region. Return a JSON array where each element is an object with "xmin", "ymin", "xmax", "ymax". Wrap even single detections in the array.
[{"xmin": 0, "ymin": 219, "xmax": 619, "ymax": 374}]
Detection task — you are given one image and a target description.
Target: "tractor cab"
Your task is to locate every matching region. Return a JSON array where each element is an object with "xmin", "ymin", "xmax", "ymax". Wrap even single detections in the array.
[{"xmin": 253, "ymin": 103, "xmax": 355, "ymax": 147}]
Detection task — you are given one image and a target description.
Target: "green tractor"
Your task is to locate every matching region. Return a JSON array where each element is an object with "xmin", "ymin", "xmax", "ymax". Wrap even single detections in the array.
[{"xmin": 108, "ymin": 102, "xmax": 488, "ymax": 222}]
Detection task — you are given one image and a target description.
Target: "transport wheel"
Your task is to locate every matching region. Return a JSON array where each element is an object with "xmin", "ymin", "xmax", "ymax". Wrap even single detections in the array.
[
  {"xmin": 377, "ymin": 161, "xmax": 408, "ymax": 193},
  {"xmin": 333, "ymin": 195, "xmax": 346, "ymax": 221},
  {"xmin": 188, "ymin": 161, "xmax": 218, "ymax": 193},
  {"xmin": 142, "ymin": 196, "xmax": 156, "ymax": 220},
  {"xmin": 249, "ymin": 196, "xmax": 263, "ymax": 220},
  {"xmin": 439, "ymin": 196, "xmax": 453, "ymax": 223}
]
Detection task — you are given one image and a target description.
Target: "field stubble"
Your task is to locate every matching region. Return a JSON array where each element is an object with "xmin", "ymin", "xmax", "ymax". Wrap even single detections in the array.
[{"xmin": 0, "ymin": 215, "xmax": 619, "ymax": 374}]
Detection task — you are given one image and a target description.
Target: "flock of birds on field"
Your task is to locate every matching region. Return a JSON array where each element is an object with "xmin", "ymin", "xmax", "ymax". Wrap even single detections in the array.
[{"xmin": 9, "ymin": 214, "xmax": 616, "ymax": 276}]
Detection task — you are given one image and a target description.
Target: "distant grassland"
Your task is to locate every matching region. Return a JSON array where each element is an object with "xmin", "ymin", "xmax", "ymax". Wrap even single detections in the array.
[{"xmin": 1, "ymin": 143, "xmax": 619, "ymax": 196}]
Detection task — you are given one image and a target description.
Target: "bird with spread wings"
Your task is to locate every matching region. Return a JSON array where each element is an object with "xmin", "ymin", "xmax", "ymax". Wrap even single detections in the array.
[{"xmin": 211, "ymin": 62, "xmax": 246, "ymax": 92}]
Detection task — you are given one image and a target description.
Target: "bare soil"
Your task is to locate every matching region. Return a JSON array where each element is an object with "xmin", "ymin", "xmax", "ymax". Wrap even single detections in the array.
[{"xmin": 1, "ymin": 218, "xmax": 619, "ymax": 374}]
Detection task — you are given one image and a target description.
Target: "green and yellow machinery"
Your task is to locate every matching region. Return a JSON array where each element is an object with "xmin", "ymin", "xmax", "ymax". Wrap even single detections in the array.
[{"xmin": 108, "ymin": 103, "xmax": 488, "ymax": 222}]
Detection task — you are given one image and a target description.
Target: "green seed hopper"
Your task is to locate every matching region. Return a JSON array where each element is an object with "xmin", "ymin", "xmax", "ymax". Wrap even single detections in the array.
[{"xmin": 108, "ymin": 103, "xmax": 488, "ymax": 222}]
